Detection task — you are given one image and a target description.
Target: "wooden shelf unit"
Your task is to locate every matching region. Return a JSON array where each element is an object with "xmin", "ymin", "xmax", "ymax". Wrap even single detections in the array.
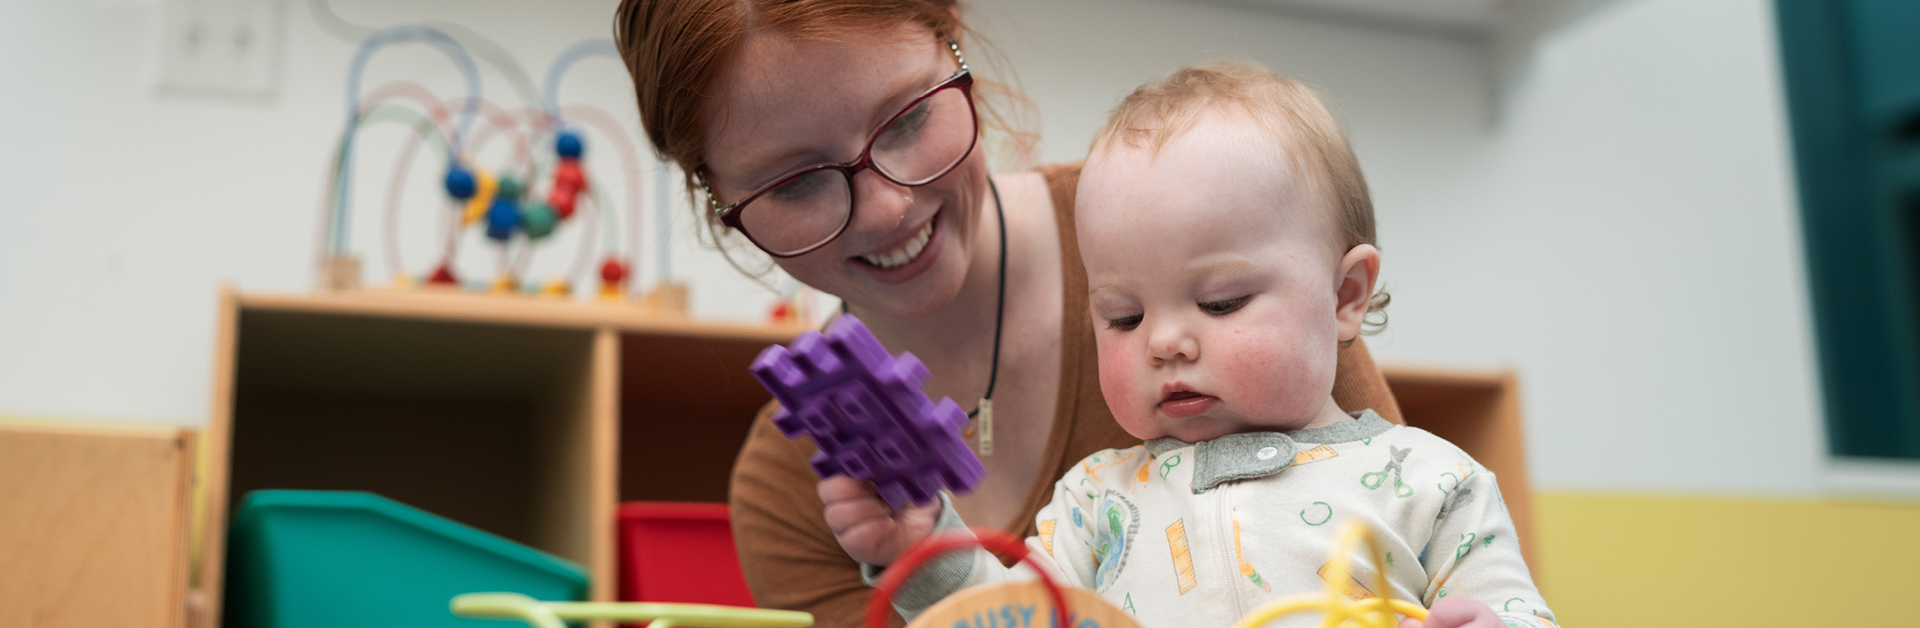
[{"xmin": 193, "ymin": 289, "xmax": 803, "ymax": 628}]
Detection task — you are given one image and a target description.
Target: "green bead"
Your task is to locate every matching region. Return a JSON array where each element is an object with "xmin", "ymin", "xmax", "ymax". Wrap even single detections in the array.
[
  {"xmin": 496, "ymin": 177, "xmax": 524, "ymax": 199},
  {"xmin": 522, "ymin": 203, "xmax": 559, "ymax": 240}
]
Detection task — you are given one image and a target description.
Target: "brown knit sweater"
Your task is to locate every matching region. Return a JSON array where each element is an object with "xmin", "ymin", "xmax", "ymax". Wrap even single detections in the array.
[{"xmin": 726, "ymin": 163, "xmax": 1403, "ymax": 627}]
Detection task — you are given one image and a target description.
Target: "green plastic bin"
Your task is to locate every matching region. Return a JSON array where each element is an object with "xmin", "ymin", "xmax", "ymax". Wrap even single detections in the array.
[{"xmin": 223, "ymin": 490, "xmax": 589, "ymax": 628}]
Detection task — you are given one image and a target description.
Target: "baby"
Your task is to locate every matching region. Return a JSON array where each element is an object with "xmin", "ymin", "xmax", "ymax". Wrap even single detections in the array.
[{"xmin": 822, "ymin": 62, "xmax": 1557, "ymax": 628}]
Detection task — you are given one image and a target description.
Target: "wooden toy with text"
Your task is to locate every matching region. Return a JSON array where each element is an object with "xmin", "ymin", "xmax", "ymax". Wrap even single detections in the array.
[{"xmin": 871, "ymin": 528, "xmax": 1138, "ymax": 628}]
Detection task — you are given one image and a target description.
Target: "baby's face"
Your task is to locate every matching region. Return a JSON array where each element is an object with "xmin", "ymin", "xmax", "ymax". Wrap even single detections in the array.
[{"xmin": 1077, "ymin": 112, "xmax": 1373, "ymax": 442}]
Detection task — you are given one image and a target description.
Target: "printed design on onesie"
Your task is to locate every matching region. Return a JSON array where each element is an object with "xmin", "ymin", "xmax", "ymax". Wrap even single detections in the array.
[
  {"xmin": 1165, "ymin": 519, "xmax": 1198, "ymax": 595},
  {"xmin": 1081, "ymin": 451, "xmax": 1136, "ymax": 478},
  {"xmin": 1360, "ymin": 445, "xmax": 1414, "ymax": 498},
  {"xmin": 1091, "ymin": 490, "xmax": 1140, "ymax": 592},
  {"xmin": 1317, "ymin": 561, "xmax": 1376, "ymax": 601},
  {"xmin": 1292, "ymin": 444, "xmax": 1338, "ymax": 466},
  {"xmin": 1299, "ymin": 501, "xmax": 1333, "ymax": 526},
  {"xmin": 1037, "ymin": 519, "xmax": 1057, "ymax": 558},
  {"xmin": 1231, "ymin": 511, "xmax": 1271, "ymax": 592}
]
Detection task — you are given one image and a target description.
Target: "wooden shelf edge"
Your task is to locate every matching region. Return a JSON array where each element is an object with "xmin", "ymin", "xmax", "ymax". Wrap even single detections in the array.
[
  {"xmin": 1379, "ymin": 363, "xmax": 1512, "ymax": 389},
  {"xmin": 236, "ymin": 290, "xmax": 807, "ymax": 343}
]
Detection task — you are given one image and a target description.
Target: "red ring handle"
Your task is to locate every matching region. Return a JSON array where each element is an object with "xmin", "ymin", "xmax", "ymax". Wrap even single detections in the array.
[{"xmin": 866, "ymin": 527, "xmax": 1073, "ymax": 628}]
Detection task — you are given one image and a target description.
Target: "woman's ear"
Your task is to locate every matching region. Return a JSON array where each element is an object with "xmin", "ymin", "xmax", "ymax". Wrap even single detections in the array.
[{"xmin": 1334, "ymin": 244, "xmax": 1381, "ymax": 342}]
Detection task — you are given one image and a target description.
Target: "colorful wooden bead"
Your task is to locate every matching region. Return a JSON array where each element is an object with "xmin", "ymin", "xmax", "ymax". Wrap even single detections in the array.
[{"xmin": 522, "ymin": 203, "xmax": 559, "ymax": 239}]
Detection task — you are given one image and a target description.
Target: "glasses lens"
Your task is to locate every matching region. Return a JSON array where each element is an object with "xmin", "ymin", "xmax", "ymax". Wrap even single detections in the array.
[
  {"xmin": 870, "ymin": 86, "xmax": 976, "ymax": 185},
  {"xmin": 737, "ymin": 168, "xmax": 852, "ymax": 256}
]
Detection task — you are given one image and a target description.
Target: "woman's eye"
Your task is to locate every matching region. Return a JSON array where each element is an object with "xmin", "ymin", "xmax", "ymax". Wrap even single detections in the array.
[
  {"xmin": 1105, "ymin": 314, "xmax": 1143, "ymax": 332},
  {"xmin": 766, "ymin": 171, "xmax": 831, "ymax": 203},
  {"xmin": 877, "ymin": 101, "xmax": 932, "ymax": 148},
  {"xmin": 1198, "ymin": 296, "xmax": 1251, "ymax": 316}
]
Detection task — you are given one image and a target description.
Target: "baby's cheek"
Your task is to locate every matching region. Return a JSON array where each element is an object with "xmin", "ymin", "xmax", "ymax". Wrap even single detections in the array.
[
  {"xmin": 1222, "ymin": 328, "xmax": 1333, "ymax": 420},
  {"xmin": 1095, "ymin": 337, "xmax": 1161, "ymax": 439}
]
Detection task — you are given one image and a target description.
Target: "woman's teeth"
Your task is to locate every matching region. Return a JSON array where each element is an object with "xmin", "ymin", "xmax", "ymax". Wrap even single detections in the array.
[{"xmin": 861, "ymin": 221, "xmax": 934, "ymax": 269}]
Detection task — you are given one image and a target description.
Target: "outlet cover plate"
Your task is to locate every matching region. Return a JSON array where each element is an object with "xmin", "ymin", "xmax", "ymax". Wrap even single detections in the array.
[{"xmin": 158, "ymin": 0, "xmax": 284, "ymax": 99}]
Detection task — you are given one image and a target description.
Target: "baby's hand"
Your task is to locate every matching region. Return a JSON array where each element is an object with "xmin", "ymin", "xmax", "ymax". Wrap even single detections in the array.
[
  {"xmin": 819, "ymin": 476, "xmax": 942, "ymax": 566},
  {"xmin": 1399, "ymin": 598, "xmax": 1502, "ymax": 628}
]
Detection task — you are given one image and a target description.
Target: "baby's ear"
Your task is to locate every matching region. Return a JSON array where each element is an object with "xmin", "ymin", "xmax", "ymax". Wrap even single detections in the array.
[{"xmin": 1334, "ymin": 244, "xmax": 1380, "ymax": 342}]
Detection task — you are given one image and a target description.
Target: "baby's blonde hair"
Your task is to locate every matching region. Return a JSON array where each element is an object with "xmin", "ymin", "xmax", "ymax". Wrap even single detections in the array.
[{"xmin": 1091, "ymin": 61, "xmax": 1389, "ymax": 331}]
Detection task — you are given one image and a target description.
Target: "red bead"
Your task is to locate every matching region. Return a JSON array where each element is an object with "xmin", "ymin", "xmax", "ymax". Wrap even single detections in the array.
[
  {"xmin": 549, "ymin": 190, "xmax": 577, "ymax": 220},
  {"xmin": 428, "ymin": 263, "xmax": 458, "ymax": 285},
  {"xmin": 553, "ymin": 161, "xmax": 586, "ymax": 191},
  {"xmin": 600, "ymin": 258, "xmax": 629, "ymax": 284}
]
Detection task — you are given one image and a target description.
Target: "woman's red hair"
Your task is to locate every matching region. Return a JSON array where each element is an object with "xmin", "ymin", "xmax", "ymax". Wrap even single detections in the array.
[{"xmin": 614, "ymin": 0, "xmax": 1030, "ymax": 236}]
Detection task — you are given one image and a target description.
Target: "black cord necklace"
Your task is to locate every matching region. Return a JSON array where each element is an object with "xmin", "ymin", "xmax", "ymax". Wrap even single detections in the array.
[
  {"xmin": 839, "ymin": 179, "xmax": 1006, "ymax": 455},
  {"xmin": 966, "ymin": 177, "xmax": 1008, "ymax": 456}
]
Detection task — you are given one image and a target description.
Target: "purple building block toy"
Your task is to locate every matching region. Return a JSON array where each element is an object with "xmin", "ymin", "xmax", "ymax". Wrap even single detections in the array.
[{"xmin": 749, "ymin": 314, "xmax": 985, "ymax": 510}]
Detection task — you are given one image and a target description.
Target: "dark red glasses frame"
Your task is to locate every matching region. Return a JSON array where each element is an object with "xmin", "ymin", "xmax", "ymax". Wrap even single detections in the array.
[{"xmin": 707, "ymin": 65, "xmax": 979, "ymax": 258}]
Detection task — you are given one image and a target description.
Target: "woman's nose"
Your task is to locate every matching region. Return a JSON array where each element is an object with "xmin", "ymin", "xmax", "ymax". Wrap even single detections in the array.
[
  {"xmin": 846, "ymin": 168, "xmax": 913, "ymax": 234},
  {"xmin": 1147, "ymin": 318, "xmax": 1200, "ymax": 365}
]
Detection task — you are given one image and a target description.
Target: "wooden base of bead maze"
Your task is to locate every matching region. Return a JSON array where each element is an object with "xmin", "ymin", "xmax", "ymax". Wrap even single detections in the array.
[
  {"xmin": 320, "ymin": 255, "xmax": 364, "ymax": 291},
  {"xmin": 637, "ymin": 282, "xmax": 688, "ymax": 316}
]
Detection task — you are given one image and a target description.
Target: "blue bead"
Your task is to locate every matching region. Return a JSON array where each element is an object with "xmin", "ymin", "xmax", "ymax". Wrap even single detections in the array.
[
  {"xmin": 555, "ymin": 131, "xmax": 584, "ymax": 158},
  {"xmin": 444, "ymin": 166, "xmax": 477, "ymax": 199},
  {"xmin": 485, "ymin": 198, "xmax": 520, "ymax": 241}
]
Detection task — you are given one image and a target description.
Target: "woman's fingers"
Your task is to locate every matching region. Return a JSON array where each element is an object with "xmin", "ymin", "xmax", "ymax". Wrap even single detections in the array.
[
  {"xmin": 818, "ymin": 477, "xmax": 945, "ymax": 565},
  {"xmin": 817, "ymin": 475, "xmax": 878, "ymax": 504},
  {"xmin": 819, "ymin": 477, "xmax": 891, "ymax": 534}
]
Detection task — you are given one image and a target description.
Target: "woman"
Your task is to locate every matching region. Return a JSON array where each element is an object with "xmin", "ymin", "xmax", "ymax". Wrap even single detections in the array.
[{"xmin": 613, "ymin": 1, "xmax": 1403, "ymax": 624}]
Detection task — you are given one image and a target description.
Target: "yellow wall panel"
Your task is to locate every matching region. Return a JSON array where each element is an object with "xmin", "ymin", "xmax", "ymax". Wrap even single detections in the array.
[{"xmin": 1534, "ymin": 492, "xmax": 1920, "ymax": 627}]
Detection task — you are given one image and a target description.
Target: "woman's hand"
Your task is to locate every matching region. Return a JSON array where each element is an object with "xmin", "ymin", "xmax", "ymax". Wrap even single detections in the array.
[
  {"xmin": 1399, "ymin": 598, "xmax": 1502, "ymax": 628},
  {"xmin": 819, "ymin": 475, "xmax": 943, "ymax": 566}
]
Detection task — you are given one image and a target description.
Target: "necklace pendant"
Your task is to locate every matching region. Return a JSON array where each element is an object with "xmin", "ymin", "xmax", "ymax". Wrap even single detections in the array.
[{"xmin": 976, "ymin": 398, "xmax": 993, "ymax": 456}]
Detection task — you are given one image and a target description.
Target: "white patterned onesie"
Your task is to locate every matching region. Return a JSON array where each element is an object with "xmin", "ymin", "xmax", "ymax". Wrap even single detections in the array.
[{"xmin": 869, "ymin": 411, "xmax": 1559, "ymax": 628}]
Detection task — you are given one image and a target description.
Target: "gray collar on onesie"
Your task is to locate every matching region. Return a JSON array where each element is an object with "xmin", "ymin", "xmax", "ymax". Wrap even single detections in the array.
[{"xmin": 1144, "ymin": 410, "xmax": 1395, "ymax": 493}]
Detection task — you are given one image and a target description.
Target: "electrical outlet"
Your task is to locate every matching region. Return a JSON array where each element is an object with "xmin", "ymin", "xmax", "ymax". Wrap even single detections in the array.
[{"xmin": 158, "ymin": 0, "xmax": 283, "ymax": 98}]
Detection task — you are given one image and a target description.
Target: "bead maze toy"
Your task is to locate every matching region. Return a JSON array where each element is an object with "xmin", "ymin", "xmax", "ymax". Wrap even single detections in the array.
[
  {"xmin": 749, "ymin": 315, "xmax": 986, "ymax": 510},
  {"xmin": 317, "ymin": 27, "xmax": 656, "ymax": 299},
  {"xmin": 1232, "ymin": 521, "xmax": 1428, "ymax": 628}
]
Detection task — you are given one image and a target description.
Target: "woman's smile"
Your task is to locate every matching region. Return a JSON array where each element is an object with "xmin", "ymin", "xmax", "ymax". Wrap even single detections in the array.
[{"xmin": 850, "ymin": 208, "xmax": 946, "ymax": 285}]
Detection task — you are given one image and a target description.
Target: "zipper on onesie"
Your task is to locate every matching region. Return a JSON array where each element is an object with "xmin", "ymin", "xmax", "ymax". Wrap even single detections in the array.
[{"xmin": 1213, "ymin": 484, "xmax": 1249, "ymax": 622}]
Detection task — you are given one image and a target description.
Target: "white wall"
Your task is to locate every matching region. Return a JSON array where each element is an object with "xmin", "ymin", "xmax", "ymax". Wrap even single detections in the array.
[
  {"xmin": 0, "ymin": 0, "xmax": 1827, "ymax": 495},
  {"xmin": 0, "ymin": 0, "xmax": 788, "ymax": 426},
  {"xmin": 1402, "ymin": 0, "xmax": 1826, "ymax": 494}
]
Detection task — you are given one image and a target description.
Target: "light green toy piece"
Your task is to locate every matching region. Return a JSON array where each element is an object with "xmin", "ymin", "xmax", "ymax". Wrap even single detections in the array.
[{"xmin": 451, "ymin": 593, "xmax": 814, "ymax": 628}]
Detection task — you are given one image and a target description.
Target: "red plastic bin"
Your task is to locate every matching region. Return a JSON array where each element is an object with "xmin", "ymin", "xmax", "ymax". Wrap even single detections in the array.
[{"xmin": 616, "ymin": 502, "xmax": 756, "ymax": 607}]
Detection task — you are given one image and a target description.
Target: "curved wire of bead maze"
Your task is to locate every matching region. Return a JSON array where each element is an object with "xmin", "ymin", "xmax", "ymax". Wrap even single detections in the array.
[{"xmin": 1234, "ymin": 521, "xmax": 1431, "ymax": 628}]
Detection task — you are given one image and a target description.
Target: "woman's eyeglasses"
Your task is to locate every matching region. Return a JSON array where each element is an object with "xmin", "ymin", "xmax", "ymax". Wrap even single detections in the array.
[{"xmin": 702, "ymin": 39, "xmax": 979, "ymax": 258}]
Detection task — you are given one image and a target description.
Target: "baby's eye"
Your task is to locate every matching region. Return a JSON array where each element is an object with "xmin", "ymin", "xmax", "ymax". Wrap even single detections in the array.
[
  {"xmin": 1198, "ymin": 296, "xmax": 1252, "ymax": 316},
  {"xmin": 1106, "ymin": 314, "xmax": 1143, "ymax": 331}
]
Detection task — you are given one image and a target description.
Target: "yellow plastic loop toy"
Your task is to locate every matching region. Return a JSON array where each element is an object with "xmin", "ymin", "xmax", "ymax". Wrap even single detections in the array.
[
  {"xmin": 451, "ymin": 592, "xmax": 814, "ymax": 628},
  {"xmin": 1232, "ymin": 521, "xmax": 1429, "ymax": 628}
]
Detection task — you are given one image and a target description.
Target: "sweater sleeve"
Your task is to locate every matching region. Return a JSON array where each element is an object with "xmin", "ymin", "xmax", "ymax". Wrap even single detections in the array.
[{"xmin": 1418, "ymin": 466, "xmax": 1561, "ymax": 627}]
